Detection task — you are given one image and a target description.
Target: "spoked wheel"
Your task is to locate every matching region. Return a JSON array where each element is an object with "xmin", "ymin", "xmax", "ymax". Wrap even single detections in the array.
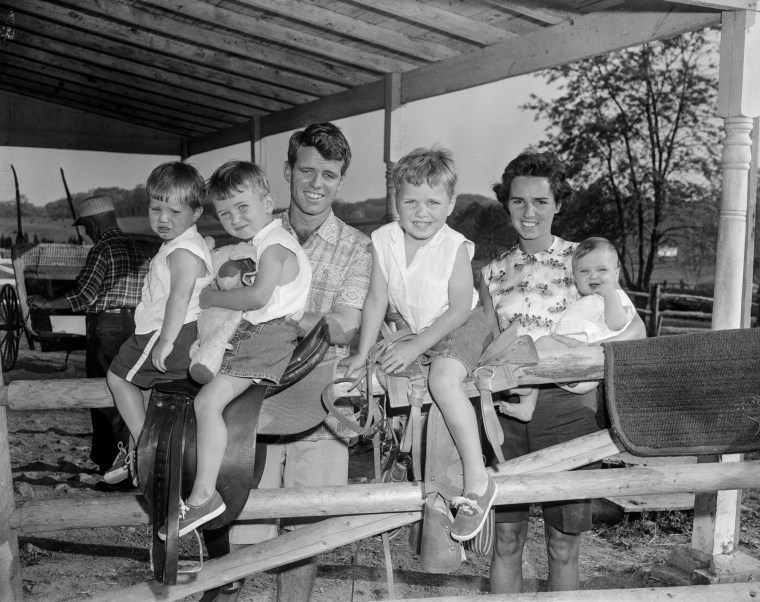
[{"xmin": 0, "ymin": 284, "xmax": 22, "ymax": 372}]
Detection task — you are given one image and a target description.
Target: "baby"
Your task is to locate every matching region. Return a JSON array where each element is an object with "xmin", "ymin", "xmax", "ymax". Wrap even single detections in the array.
[{"xmin": 502, "ymin": 236, "xmax": 637, "ymax": 419}]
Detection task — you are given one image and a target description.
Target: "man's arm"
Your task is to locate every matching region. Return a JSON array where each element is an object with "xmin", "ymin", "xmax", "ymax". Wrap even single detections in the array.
[{"xmin": 28, "ymin": 247, "xmax": 107, "ymax": 312}]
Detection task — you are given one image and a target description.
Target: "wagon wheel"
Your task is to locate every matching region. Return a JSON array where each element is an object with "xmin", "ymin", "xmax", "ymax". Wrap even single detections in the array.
[{"xmin": 0, "ymin": 284, "xmax": 22, "ymax": 372}]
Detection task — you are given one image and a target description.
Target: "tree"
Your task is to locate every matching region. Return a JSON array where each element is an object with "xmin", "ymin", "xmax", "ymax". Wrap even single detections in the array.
[{"xmin": 525, "ymin": 30, "xmax": 722, "ymax": 290}]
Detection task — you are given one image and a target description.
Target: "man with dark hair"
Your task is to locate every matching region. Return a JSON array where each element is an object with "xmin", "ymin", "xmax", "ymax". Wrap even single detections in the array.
[
  {"xmin": 29, "ymin": 195, "xmax": 149, "ymax": 486},
  {"xmin": 222, "ymin": 122, "xmax": 371, "ymax": 601}
]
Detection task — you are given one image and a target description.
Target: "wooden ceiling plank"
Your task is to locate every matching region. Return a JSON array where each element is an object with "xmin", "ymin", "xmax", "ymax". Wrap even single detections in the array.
[
  {"xmin": 11, "ymin": 0, "xmax": 353, "ymax": 97},
  {"xmin": 346, "ymin": 0, "xmax": 516, "ymax": 44},
  {"xmin": 3, "ymin": 66, "xmax": 215, "ymax": 135},
  {"xmin": 235, "ymin": 0, "xmax": 459, "ymax": 61},
  {"xmin": 188, "ymin": 78, "xmax": 386, "ymax": 156},
  {"xmin": 10, "ymin": 11, "xmax": 303, "ymax": 111},
  {"xmin": 664, "ymin": 0, "xmax": 758, "ymax": 9},
  {"xmin": 482, "ymin": 0, "xmax": 571, "ymax": 25},
  {"xmin": 402, "ymin": 5, "xmax": 722, "ymax": 104},
  {"xmin": 2, "ymin": 54, "xmax": 235, "ymax": 132},
  {"xmin": 3, "ymin": 42, "xmax": 253, "ymax": 124},
  {"xmin": 143, "ymin": 0, "xmax": 416, "ymax": 73},
  {"xmin": 0, "ymin": 77, "xmax": 194, "ymax": 138}
]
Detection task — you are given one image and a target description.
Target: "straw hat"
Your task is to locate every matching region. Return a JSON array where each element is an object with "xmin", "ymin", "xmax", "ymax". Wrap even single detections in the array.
[{"xmin": 72, "ymin": 195, "xmax": 115, "ymax": 226}]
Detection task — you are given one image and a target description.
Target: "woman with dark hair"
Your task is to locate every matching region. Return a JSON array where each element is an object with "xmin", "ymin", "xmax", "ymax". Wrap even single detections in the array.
[{"xmin": 479, "ymin": 151, "xmax": 646, "ymax": 593}]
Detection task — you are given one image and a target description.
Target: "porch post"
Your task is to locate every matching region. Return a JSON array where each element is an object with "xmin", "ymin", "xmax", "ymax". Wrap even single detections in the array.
[
  {"xmin": 384, "ymin": 73, "xmax": 402, "ymax": 223},
  {"xmin": 250, "ymin": 116, "xmax": 262, "ymax": 166},
  {"xmin": 686, "ymin": 9, "xmax": 760, "ymax": 581},
  {"xmin": 0, "ymin": 364, "xmax": 22, "ymax": 600}
]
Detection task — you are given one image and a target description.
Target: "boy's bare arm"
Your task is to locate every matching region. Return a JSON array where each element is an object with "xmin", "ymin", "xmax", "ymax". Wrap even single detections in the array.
[
  {"xmin": 201, "ymin": 245, "xmax": 288, "ymax": 312},
  {"xmin": 344, "ymin": 248, "xmax": 389, "ymax": 375},
  {"xmin": 153, "ymin": 248, "xmax": 205, "ymax": 371}
]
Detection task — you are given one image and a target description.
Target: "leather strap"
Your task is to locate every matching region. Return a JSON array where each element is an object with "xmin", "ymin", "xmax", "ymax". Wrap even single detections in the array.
[{"xmin": 475, "ymin": 367, "xmax": 506, "ymax": 465}]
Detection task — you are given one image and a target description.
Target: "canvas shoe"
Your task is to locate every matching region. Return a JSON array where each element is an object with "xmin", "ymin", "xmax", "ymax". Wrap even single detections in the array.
[
  {"xmin": 158, "ymin": 491, "xmax": 226, "ymax": 541},
  {"xmin": 450, "ymin": 476, "xmax": 498, "ymax": 542},
  {"xmin": 103, "ymin": 442, "xmax": 133, "ymax": 485}
]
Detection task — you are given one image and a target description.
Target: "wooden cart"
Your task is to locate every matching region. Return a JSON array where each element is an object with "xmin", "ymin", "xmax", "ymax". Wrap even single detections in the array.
[{"xmin": 0, "ymin": 242, "xmax": 92, "ymax": 371}]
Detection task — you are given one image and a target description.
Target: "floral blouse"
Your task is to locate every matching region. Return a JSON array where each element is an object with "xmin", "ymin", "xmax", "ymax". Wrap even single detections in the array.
[{"xmin": 482, "ymin": 237, "xmax": 578, "ymax": 341}]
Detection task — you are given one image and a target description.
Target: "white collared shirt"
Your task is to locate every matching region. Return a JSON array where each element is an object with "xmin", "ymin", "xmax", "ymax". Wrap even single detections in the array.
[{"xmin": 372, "ymin": 222, "xmax": 478, "ymax": 334}]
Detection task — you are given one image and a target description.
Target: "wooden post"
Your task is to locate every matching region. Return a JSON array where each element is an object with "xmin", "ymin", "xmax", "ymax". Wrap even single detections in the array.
[
  {"xmin": 0, "ymin": 361, "xmax": 21, "ymax": 600},
  {"xmin": 686, "ymin": 8, "xmax": 760, "ymax": 579},
  {"xmin": 384, "ymin": 72, "xmax": 402, "ymax": 222},
  {"xmin": 249, "ymin": 116, "xmax": 262, "ymax": 166},
  {"xmin": 648, "ymin": 283, "xmax": 661, "ymax": 337}
]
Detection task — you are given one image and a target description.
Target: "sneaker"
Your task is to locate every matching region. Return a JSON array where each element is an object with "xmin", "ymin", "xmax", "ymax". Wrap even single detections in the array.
[
  {"xmin": 450, "ymin": 477, "xmax": 498, "ymax": 542},
  {"xmin": 103, "ymin": 442, "xmax": 133, "ymax": 485},
  {"xmin": 157, "ymin": 491, "xmax": 226, "ymax": 541}
]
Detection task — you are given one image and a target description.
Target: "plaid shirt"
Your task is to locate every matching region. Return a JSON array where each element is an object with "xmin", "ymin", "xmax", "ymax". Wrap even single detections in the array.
[
  {"xmin": 278, "ymin": 209, "xmax": 372, "ymax": 441},
  {"xmin": 66, "ymin": 228, "xmax": 150, "ymax": 314}
]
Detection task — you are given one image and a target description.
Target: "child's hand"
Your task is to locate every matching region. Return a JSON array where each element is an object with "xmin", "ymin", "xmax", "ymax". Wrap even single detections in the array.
[
  {"xmin": 380, "ymin": 340, "xmax": 420, "ymax": 375},
  {"xmin": 550, "ymin": 333, "xmax": 588, "ymax": 348},
  {"xmin": 152, "ymin": 339, "xmax": 174, "ymax": 372},
  {"xmin": 593, "ymin": 282, "xmax": 617, "ymax": 298},
  {"xmin": 199, "ymin": 287, "xmax": 213, "ymax": 309},
  {"xmin": 341, "ymin": 354, "xmax": 366, "ymax": 378}
]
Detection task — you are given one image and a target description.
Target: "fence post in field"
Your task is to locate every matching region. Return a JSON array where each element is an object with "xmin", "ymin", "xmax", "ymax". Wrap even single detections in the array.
[{"xmin": 648, "ymin": 283, "xmax": 662, "ymax": 337}]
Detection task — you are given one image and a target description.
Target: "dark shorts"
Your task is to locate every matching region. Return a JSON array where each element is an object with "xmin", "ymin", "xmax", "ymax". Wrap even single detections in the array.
[
  {"xmin": 421, "ymin": 307, "xmax": 493, "ymax": 376},
  {"xmin": 219, "ymin": 317, "xmax": 300, "ymax": 385},
  {"xmin": 109, "ymin": 321, "xmax": 198, "ymax": 388},
  {"xmin": 493, "ymin": 385, "xmax": 600, "ymax": 534}
]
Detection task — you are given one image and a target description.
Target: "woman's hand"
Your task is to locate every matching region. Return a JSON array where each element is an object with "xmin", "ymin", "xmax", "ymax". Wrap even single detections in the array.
[{"xmin": 380, "ymin": 340, "xmax": 421, "ymax": 375}]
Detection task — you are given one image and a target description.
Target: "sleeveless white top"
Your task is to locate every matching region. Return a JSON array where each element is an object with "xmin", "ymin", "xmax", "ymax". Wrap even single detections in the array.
[
  {"xmin": 242, "ymin": 220, "xmax": 311, "ymax": 325},
  {"xmin": 134, "ymin": 225, "xmax": 213, "ymax": 334},
  {"xmin": 372, "ymin": 222, "xmax": 478, "ymax": 334}
]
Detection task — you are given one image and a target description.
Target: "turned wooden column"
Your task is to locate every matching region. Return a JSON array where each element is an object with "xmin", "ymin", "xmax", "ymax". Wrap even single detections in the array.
[
  {"xmin": 384, "ymin": 73, "xmax": 402, "ymax": 223},
  {"xmin": 691, "ymin": 9, "xmax": 760, "ymax": 565}
]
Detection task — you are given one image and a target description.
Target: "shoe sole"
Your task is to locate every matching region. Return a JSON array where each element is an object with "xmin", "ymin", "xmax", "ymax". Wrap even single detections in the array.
[
  {"xmin": 157, "ymin": 502, "xmax": 227, "ymax": 541},
  {"xmin": 450, "ymin": 483, "xmax": 498, "ymax": 543},
  {"xmin": 103, "ymin": 468, "xmax": 129, "ymax": 485}
]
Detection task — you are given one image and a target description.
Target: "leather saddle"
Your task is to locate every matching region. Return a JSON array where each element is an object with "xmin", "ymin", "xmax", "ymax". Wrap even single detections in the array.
[{"xmin": 135, "ymin": 317, "xmax": 330, "ymax": 584}]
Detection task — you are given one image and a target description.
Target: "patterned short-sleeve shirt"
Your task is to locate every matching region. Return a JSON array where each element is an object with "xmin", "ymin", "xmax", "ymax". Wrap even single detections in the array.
[{"xmin": 481, "ymin": 236, "xmax": 578, "ymax": 341}]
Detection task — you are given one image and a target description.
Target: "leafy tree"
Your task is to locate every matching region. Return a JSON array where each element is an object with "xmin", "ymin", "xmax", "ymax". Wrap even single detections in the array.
[{"xmin": 525, "ymin": 30, "xmax": 721, "ymax": 290}]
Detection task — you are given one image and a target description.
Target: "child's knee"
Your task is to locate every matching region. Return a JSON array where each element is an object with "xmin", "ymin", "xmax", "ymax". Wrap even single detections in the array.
[{"xmin": 427, "ymin": 359, "xmax": 466, "ymax": 394}]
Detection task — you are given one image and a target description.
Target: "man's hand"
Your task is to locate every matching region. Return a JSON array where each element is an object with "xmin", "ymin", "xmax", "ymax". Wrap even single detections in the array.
[
  {"xmin": 152, "ymin": 339, "xmax": 173, "ymax": 372},
  {"xmin": 27, "ymin": 295, "xmax": 48, "ymax": 309}
]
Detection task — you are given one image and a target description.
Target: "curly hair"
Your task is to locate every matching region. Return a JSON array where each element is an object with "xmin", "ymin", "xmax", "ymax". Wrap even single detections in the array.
[
  {"xmin": 287, "ymin": 122, "xmax": 352, "ymax": 175},
  {"xmin": 493, "ymin": 151, "xmax": 573, "ymax": 213}
]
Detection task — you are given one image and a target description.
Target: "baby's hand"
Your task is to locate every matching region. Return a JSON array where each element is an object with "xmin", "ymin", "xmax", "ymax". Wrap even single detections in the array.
[
  {"xmin": 593, "ymin": 282, "xmax": 617, "ymax": 298},
  {"xmin": 152, "ymin": 339, "xmax": 173, "ymax": 373},
  {"xmin": 380, "ymin": 340, "xmax": 420, "ymax": 375}
]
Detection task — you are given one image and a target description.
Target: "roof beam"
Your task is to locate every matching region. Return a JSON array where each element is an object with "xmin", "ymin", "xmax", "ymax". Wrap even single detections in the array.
[
  {"xmin": 236, "ymin": 0, "xmax": 459, "ymax": 61},
  {"xmin": 483, "ymin": 0, "xmax": 571, "ymax": 25},
  {"xmin": 347, "ymin": 0, "xmax": 516, "ymax": 44},
  {"xmin": 15, "ymin": 0, "xmax": 355, "ymax": 95},
  {"xmin": 187, "ymin": 2, "xmax": 721, "ymax": 155},
  {"xmin": 6, "ymin": 6, "xmax": 311, "ymax": 111},
  {"xmin": 144, "ymin": 0, "xmax": 417, "ymax": 73},
  {"xmin": 665, "ymin": 0, "xmax": 758, "ymax": 9}
]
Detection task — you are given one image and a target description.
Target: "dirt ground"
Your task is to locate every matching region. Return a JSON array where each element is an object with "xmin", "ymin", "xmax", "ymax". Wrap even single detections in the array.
[{"xmin": 5, "ymin": 338, "xmax": 760, "ymax": 601}]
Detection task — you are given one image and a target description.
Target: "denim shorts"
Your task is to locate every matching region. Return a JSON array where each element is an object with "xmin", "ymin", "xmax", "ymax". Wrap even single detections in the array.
[
  {"xmin": 219, "ymin": 317, "xmax": 300, "ymax": 384},
  {"xmin": 421, "ymin": 306, "xmax": 494, "ymax": 376},
  {"xmin": 493, "ymin": 385, "xmax": 600, "ymax": 533}
]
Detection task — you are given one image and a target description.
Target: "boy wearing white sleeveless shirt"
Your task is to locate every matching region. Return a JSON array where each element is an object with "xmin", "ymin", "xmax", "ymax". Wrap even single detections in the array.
[
  {"xmin": 345, "ymin": 147, "xmax": 495, "ymax": 543},
  {"xmin": 159, "ymin": 160, "xmax": 311, "ymax": 538},
  {"xmin": 106, "ymin": 162, "xmax": 214, "ymax": 485}
]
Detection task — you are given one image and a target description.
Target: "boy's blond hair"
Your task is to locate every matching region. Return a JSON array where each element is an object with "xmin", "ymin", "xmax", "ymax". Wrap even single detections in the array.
[
  {"xmin": 206, "ymin": 160, "xmax": 271, "ymax": 203},
  {"xmin": 392, "ymin": 145, "xmax": 457, "ymax": 198},
  {"xmin": 146, "ymin": 161, "xmax": 205, "ymax": 210}
]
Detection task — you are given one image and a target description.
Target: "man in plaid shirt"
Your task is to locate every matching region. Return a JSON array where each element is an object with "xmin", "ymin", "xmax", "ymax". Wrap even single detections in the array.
[{"xmin": 29, "ymin": 195, "xmax": 149, "ymax": 483}]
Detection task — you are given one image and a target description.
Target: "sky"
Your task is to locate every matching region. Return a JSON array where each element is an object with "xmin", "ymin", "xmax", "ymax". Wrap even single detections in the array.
[{"xmin": 0, "ymin": 73, "xmax": 557, "ymax": 210}]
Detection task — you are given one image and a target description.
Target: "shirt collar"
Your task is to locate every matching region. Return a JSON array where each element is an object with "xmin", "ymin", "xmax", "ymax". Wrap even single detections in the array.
[
  {"xmin": 279, "ymin": 209, "xmax": 339, "ymax": 245},
  {"xmin": 389, "ymin": 221, "xmax": 448, "ymax": 250},
  {"xmin": 251, "ymin": 218, "xmax": 279, "ymax": 243}
]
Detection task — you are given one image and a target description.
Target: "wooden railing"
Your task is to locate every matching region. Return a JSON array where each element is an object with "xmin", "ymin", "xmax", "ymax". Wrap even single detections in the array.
[{"xmin": 626, "ymin": 284, "xmax": 758, "ymax": 337}]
